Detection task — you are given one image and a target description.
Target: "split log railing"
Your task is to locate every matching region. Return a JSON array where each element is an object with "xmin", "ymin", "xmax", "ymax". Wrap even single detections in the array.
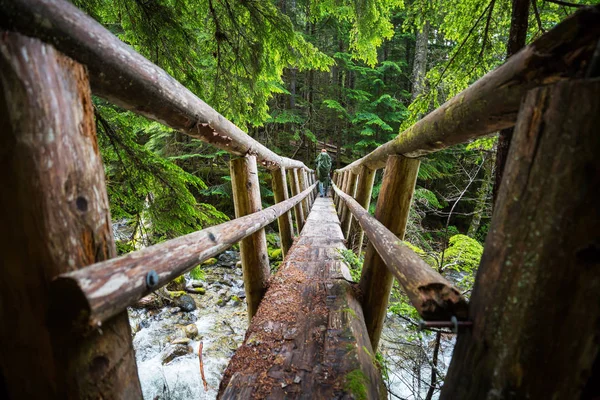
[{"xmin": 0, "ymin": 0, "xmax": 599, "ymax": 398}]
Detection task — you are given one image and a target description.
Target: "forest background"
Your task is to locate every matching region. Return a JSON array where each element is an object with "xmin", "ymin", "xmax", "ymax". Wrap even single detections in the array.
[{"xmin": 75, "ymin": 0, "xmax": 595, "ymax": 397}]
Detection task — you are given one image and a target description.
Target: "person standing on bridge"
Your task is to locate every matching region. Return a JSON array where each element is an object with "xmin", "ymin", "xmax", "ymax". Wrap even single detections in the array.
[{"xmin": 315, "ymin": 148, "xmax": 332, "ymax": 197}]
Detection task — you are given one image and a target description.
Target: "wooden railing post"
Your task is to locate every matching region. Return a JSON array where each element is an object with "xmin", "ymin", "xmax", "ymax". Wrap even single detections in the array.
[
  {"xmin": 336, "ymin": 172, "xmax": 348, "ymax": 215},
  {"xmin": 342, "ymin": 172, "xmax": 358, "ymax": 239},
  {"xmin": 441, "ymin": 79, "xmax": 600, "ymax": 399},
  {"xmin": 271, "ymin": 167, "xmax": 294, "ymax": 257},
  {"xmin": 359, "ymin": 155, "xmax": 420, "ymax": 350},
  {"xmin": 332, "ymin": 172, "xmax": 339, "ymax": 203},
  {"xmin": 0, "ymin": 33, "xmax": 142, "ymax": 398},
  {"xmin": 299, "ymin": 169, "xmax": 310, "ymax": 217},
  {"xmin": 347, "ymin": 166, "xmax": 376, "ymax": 253},
  {"xmin": 231, "ymin": 156, "xmax": 270, "ymax": 321},
  {"xmin": 288, "ymin": 168, "xmax": 305, "ymax": 232}
]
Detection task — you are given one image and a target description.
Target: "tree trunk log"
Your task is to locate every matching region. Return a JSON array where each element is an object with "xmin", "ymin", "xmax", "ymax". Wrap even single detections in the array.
[
  {"xmin": 271, "ymin": 167, "xmax": 294, "ymax": 258},
  {"xmin": 333, "ymin": 184, "xmax": 468, "ymax": 321},
  {"xmin": 347, "ymin": 166, "xmax": 376, "ymax": 253},
  {"xmin": 218, "ymin": 198, "xmax": 385, "ymax": 399},
  {"xmin": 336, "ymin": 5, "xmax": 600, "ymax": 174},
  {"xmin": 441, "ymin": 79, "xmax": 600, "ymax": 399},
  {"xmin": 0, "ymin": 33, "xmax": 142, "ymax": 399},
  {"xmin": 359, "ymin": 155, "xmax": 420, "ymax": 350},
  {"xmin": 231, "ymin": 156, "xmax": 270, "ymax": 321}
]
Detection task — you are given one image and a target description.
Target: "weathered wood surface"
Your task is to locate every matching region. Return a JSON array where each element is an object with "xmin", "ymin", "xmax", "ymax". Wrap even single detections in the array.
[
  {"xmin": 333, "ymin": 184, "xmax": 468, "ymax": 321},
  {"xmin": 219, "ymin": 198, "xmax": 385, "ymax": 399},
  {"xmin": 0, "ymin": 0, "xmax": 311, "ymax": 172},
  {"xmin": 336, "ymin": 5, "xmax": 600, "ymax": 174},
  {"xmin": 336, "ymin": 171, "xmax": 349, "ymax": 215},
  {"xmin": 341, "ymin": 172, "xmax": 358, "ymax": 239},
  {"xmin": 441, "ymin": 79, "xmax": 600, "ymax": 399},
  {"xmin": 231, "ymin": 156, "xmax": 271, "ymax": 321},
  {"xmin": 271, "ymin": 167, "xmax": 294, "ymax": 257},
  {"xmin": 51, "ymin": 183, "xmax": 316, "ymax": 329},
  {"xmin": 289, "ymin": 168, "xmax": 305, "ymax": 232},
  {"xmin": 0, "ymin": 33, "xmax": 141, "ymax": 398},
  {"xmin": 347, "ymin": 166, "xmax": 376, "ymax": 252},
  {"xmin": 298, "ymin": 170, "xmax": 310, "ymax": 221},
  {"xmin": 359, "ymin": 155, "xmax": 420, "ymax": 350}
]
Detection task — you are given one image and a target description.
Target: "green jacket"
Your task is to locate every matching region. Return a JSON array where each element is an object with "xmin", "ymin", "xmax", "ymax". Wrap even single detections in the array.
[{"xmin": 315, "ymin": 152, "xmax": 332, "ymax": 182}]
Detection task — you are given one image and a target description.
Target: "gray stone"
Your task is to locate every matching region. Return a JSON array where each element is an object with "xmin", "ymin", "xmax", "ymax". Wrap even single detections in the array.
[{"xmin": 161, "ymin": 343, "xmax": 192, "ymax": 365}]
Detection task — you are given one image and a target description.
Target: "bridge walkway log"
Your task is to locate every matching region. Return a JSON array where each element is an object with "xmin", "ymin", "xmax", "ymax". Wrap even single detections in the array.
[{"xmin": 218, "ymin": 197, "xmax": 385, "ymax": 399}]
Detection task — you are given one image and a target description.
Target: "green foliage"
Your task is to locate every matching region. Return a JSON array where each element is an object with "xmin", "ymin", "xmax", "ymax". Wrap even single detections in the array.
[
  {"xmin": 443, "ymin": 234, "xmax": 483, "ymax": 273},
  {"xmin": 344, "ymin": 369, "xmax": 370, "ymax": 400},
  {"xmin": 189, "ymin": 265, "xmax": 206, "ymax": 281},
  {"xmin": 338, "ymin": 249, "xmax": 364, "ymax": 281}
]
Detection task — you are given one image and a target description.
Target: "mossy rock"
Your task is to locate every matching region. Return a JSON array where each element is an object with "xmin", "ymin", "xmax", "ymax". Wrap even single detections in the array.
[
  {"xmin": 166, "ymin": 275, "xmax": 186, "ymax": 291},
  {"xmin": 202, "ymin": 257, "xmax": 218, "ymax": 266}
]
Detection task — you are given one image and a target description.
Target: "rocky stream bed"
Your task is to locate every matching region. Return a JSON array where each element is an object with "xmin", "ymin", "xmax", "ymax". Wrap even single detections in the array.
[{"xmin": 128, "ymin": 250, "xmax": 453, "ymax": 400}]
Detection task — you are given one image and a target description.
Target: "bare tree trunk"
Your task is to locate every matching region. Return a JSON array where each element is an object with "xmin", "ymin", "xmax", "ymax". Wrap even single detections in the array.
[
  {"xmin": 467, "ymin": 155, "xmax": 493, "ymax": 237},
  {"xmin": 411, "ymin": 20, "xmax": 430, "ymax": 102},
  {"xmin": 493, "ymin": 0, "xmax": 530, "ymax": 205}
]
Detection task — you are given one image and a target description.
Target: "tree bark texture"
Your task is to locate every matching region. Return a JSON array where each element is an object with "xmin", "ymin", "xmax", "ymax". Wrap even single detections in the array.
[
  {"xmin": 51, "ymin": 183, "xmax": 316, "ymax": 328},
  {"xmin": 441, "ymin": 79, "xmax": 600, "ymax": 399},
  {"xmin": 493, "ymin": 0, "xmax": 531, "ymax": 206},
  {"xmin": 0, "ymin": 0, "xmax": 311, "ymax": 172},
  {"xmin": 336, "ymin": 5, "xmax": 600, "ymax": 174},
  {"xmin": 333, "ymin": 184, "xmax": 468, "ymax": 321},
  {"xmin": 347, "ymin": 166, "xmax": 376, "ymax": 253},
  {"xmin": 219, "ymin": 198, "xmax": 385, "ymax": 399},
  {"xmin": 359, "ymin": 155, "xmax": 420, "ymax": 350},
  {"xmin": 231, "ymin": 156, "xmax": 271, "ymax": 321},
  {"xmin": 0, "ymin": 33, "xmax": 142, "ymax": 399},
  {"xmin": 411, "ymin": 20, "xmax": 429, "ymax": 102},
  {"xmin": 271, "ymin": 167, "xmax": 294, "ymax": 258},
  {"xmin": 289, "ymin": 168, "xmax": 305, "ymax": 233}
]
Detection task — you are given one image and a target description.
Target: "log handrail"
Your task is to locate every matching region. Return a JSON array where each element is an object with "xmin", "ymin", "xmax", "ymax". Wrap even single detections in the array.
[
  {"xmin": 50, "ymin": 183, "xmax": 316, "ymax": 330},
  {"xmin": 0, "ymin": 0, "xmax": 312, "ymax": 172},
  {"xmin": 332, "ymin": 183, "xmax": 468, "ymax": 321},
  {"xmin": 336, "ymin": 5, "xmax": 600, "ymax": 174}
]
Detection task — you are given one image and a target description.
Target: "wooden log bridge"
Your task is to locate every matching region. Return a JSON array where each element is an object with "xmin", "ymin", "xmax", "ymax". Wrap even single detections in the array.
[
  {"xmin": 218, "ymin": 198, "xmax": 385, "ymax": 398},
  {"xmin": 1, "ymin": 0, "xmax": 599, "ymax": 398}
]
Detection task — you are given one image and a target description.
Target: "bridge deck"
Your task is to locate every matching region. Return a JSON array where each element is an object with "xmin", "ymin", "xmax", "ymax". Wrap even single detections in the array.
[{"xmin": 219, "ymin": 197, "xmax": 385, "ymax": 399}]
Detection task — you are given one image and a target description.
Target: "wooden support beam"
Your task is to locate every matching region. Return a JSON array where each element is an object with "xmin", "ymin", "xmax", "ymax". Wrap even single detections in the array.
[
  {"xmin": 347, "ymin": 166, "xmax": 376, "ymax": 252},
  {"xmin": 333, "ymin": 184, "xmax": 468, "ymax": 321},
  {"xmin": 289, "ymin": 168, "xmax": 305, "ymax": 233},
  {"xmin": 50, "ymin": 183, "xmax": 315, "ymax": 327},
  {"xmin": 359, "ymin": 155, "xmax": 420, "ymax": 350},
  {"xmin": 231, "ymin": 156, "xmax": 270, "ymax": 321},
  {"xmin": 333, "ymin": 6, "xmax": 600, "ymax": 174},
  {"xmin": 441, "ymin": 79, "xmax": 600, "ymax": 399},
  {"xmin": 0, "ymin": 33, "xmax": 142, "ymax": 398},
  {"xmin": 271, "ymin": 167, "xmax": 294, "ymax": 258},
  {"xmin": 342, "ymin": 172, "xmax": 358, "ymax": 239},
  {"xmin": 336, "ymin": 171, "xmax": 348, "ymax": 215}
]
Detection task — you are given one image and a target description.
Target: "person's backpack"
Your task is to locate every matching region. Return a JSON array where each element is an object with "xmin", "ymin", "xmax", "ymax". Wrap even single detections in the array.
[{"xmin": 316, "ymin": 153, "xmax": 332, "ymax": 181}]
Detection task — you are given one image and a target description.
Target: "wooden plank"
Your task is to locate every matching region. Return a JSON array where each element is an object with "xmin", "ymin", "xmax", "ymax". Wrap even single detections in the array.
[
  {"xmin": 219, "ymin": 198, "xmax": 385, "ymax": 399},
  {"xmin": 299, "ymin": 169, "xmax": 310, "ymax": 220},
  {"xmin": 335, "ymin": 6, "xmax": 600, "ymax": 174},
  {"xmin": 271, "ymin": 167, "xmax": 294, "ymax": 257},
  {"xmin": 0, "ymin": 0, "xmax": 312, "ymax": 171},
  {"xmin": 347, "ymin": 166, "xmax": 376, "ymax": 252},
  {"xmin": 0, "ymin": 33, "xmax": 141, "ymax": 398},
  {"xmin": 50, "ymin": 183, "xmax": 315, "ymax": 328},
  {"xmin": 359, "ymin": 155, "xmax": 420, "ymax": 350},
  {"xmin": 441, "ymin": 79, "xmax": 600, "ymax": 400},
  {"xmin": 333, "ymin": 184, "xmax": 468, "ymax": 321}
]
